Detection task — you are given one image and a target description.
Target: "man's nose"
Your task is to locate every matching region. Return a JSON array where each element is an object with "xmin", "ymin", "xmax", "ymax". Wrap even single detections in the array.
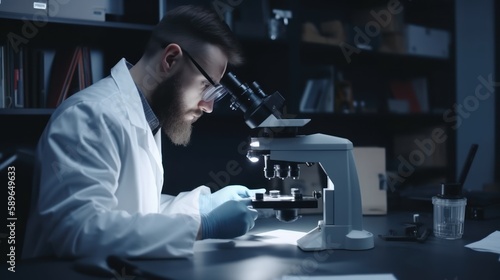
[{"xmin": 199, "ymin": 99, "xmax": 214, "ymax": 113}]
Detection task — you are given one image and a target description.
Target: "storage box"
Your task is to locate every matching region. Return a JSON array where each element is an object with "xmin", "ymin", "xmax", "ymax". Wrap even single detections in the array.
[
  {"xmin": 47, "ymin": 0, "xmax": 123, "ymax": 22},
  {"xmin": 353, "ymin": 147, "xmax": 388, "ymax": 215},
  {"xmin": 405, "ymin": 24, "xmax": 450, "ymax": 58},
  {"xmin": 0, "ymin": 0, "xmax": 47, "ymax": 16}
]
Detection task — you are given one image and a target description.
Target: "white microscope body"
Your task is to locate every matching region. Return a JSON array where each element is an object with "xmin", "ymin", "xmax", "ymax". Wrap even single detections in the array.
[
  {"xmin": 250, "ymin": 124, "xmax": 374, "ymax": 251},
  {"xmin": 221, "ymin": 72, "xmax": 374, "ymax": 251}
]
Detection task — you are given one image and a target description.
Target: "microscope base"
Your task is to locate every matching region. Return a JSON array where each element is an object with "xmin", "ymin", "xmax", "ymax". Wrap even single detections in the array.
[{"xmin": 297, "ymin": 220, "xmax": 374, "ymax": 251}]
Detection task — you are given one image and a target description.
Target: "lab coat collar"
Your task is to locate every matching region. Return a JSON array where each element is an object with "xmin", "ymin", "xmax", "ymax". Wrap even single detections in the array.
[
  {"xmin": 110, "ymin": 58, "xmax": 149, "ymax": 131},
  {"xmin": 111, "ymin": 58, "xmax": 164, "ymax": 185}
]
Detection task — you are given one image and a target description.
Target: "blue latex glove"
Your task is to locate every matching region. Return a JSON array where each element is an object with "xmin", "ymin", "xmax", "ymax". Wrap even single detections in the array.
[
  {"xmin": 201, "ymin": 199, "xmax": 258, "ymax": 239},
  {"xmin": 200, "ymin": 185, "xmax": 266, "ymax": 215}
]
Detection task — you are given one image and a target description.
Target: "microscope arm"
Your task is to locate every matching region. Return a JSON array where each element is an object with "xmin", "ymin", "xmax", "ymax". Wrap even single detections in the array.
[{"xmin": 222, "ymin": 72, "xmax": 373, "ymax": 250}]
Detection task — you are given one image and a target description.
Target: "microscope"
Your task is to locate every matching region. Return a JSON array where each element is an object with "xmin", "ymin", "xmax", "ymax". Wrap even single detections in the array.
[{"xmin": 221, "ymin": 72, "xmax": 374, "ymax": 251}]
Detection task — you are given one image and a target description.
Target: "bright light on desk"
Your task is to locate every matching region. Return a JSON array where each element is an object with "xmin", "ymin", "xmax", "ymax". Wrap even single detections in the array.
[
  {"xmin": 253, "ymin": 229, "xmax": 306, "ymax": 246},
  {"xmin": 281, "ymin": 274, "xmax": 397, "ymax": 280}
]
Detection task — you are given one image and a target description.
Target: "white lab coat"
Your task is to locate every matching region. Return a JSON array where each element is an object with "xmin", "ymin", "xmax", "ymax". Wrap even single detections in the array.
[{"xmin": 22, "ymin": 58, "xmax": 209, "ymax": 259}]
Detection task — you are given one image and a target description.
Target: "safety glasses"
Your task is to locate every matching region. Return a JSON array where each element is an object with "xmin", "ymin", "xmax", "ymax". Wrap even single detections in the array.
[{"xmin": 181, "ymin": 49, "xmax": 228, "ymax": 102}]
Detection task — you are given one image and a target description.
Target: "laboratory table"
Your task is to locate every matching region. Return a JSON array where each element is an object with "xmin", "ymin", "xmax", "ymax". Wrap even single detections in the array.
[{"xmin": 3, "ymin": 212, "xmax": 499, "ymax": 280}]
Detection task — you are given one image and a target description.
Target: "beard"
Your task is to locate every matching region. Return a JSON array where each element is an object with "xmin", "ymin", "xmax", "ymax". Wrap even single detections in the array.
[{"xmin": 150, "ymin": 71, "xmax": 196, "ymax": 146}]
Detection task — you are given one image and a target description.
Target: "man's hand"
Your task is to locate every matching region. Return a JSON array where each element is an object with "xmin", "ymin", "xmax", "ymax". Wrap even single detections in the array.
[
  {"xmin": 200, "ymin": 185, "xmax": 266, "ymax": 214},
  {"xmin": 200, "ymin": 199, "xmax": 258, "ymax": 239}
]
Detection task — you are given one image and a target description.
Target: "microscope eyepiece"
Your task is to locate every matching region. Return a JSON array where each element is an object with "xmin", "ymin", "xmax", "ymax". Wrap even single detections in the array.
[
  {"xmin": 251, "ymin": 81, "xmax": 267, "ymax": 98},
  {"xmin": 221, "ymin": 72, "xmax": 285, "ymax": 129}
]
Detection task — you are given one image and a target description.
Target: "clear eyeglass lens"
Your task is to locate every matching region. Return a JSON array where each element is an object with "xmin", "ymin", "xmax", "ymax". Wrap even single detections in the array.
[{"xmin": 202, "ymin": 85, "xmax": 227, "ymax": 102}]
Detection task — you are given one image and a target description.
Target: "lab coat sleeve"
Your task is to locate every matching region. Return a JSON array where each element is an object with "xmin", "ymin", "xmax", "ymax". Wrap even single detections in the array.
[
  {"xmin": 159, "ymin": 189, "xmax": 208, "ymax": 215},
  {"xmin": 31, "ymin": 103, "xmax": 202, "ymax": 259}
]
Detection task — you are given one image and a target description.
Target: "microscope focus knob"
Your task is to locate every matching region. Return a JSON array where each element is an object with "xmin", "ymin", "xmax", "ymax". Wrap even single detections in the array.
[
  {"xmin": 255, "ymin": 193, "xmax": 264, "ymax": 201},
  {"xmin": 313, "ymin": 190, "xmax": 322, "ymax": 200}
]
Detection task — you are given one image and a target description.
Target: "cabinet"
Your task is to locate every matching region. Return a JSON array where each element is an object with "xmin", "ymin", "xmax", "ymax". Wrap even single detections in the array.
[{"xmin": 0, "ymin": 1, "xmax": 458, "ymax": 200}]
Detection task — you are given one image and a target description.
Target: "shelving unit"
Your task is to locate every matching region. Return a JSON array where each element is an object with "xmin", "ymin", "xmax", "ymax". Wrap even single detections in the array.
[
  {"xmin": 0, "ymin": 14, "xmax": 154, "ymax": 111},
  {"xmin": 0, "ymin": 2, "xmax": 162, "ymax": 153},
  {"xmin": 0, "ymin": 108, "xmax": 54, "ymax": 115},
  {"xmin": 0, "ymin": 0, "xmax": 460, "ymax": 197},
  {"xmin": 0, "ymin": 11, "xmax": 155, "ymax": 30},
  {"xmin": 221, "ymin": 0, "xmax": 458, "ymax": 193}
]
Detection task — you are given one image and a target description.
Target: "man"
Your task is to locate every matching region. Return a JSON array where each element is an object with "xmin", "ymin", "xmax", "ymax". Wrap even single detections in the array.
[{"xmin": 22, "ymin": 5, "xmax": 263, "ymax": 260}]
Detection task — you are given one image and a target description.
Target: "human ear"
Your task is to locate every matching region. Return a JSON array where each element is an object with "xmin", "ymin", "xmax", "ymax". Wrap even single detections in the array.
[{"xmin": 161, "ymin": 43, "xmax": 182, "ymax": 73}]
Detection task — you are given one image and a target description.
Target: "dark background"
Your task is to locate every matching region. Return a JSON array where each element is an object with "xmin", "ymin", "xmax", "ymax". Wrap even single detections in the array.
[{"xmin": 0, "ymin": 0, "xmax": 498, "ymax": 260}]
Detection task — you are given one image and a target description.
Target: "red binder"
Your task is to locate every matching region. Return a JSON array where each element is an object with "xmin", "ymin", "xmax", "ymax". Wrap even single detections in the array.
[
  {"xmin": 46, "ymin": 47, "xmax": 84, "ymax": 108},
  {"xmin": 389, "ymin": 80, "xmax": 421, "ymax": 113}
]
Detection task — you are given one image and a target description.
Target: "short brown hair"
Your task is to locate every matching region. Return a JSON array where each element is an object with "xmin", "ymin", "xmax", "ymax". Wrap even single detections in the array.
[{"xmin": 144, "ymin": 4, "xmax": 243, "ymax": 66}]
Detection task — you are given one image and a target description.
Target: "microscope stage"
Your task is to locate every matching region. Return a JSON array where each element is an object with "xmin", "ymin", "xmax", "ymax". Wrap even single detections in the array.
[{"xmin": 251, "ymin": 195, "xmax": 318, "ymax": 209}]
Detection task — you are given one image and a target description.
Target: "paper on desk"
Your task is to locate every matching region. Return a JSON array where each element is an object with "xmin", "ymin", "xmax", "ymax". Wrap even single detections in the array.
[
  {"xmin": 465, "ymin": 230, "xmax": 500, "ymax": 261},
  {"xmin": 281, "ymin": 274, "xmax": 397, "ymax": 280},
  {"xmin": 253, "ymin": 229, "xmax": 306, "ymax": 245}
]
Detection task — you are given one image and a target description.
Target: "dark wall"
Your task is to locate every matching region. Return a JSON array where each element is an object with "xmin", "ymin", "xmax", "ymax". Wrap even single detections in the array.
[{"xmin": 496, "ymin": 1, "xmax": 500, "ymax": 183}]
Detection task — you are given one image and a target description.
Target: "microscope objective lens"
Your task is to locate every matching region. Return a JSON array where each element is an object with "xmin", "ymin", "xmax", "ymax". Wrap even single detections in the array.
[{"xmin": 270, "ymin": 190, "xmax": 280, "ymax": 198}]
